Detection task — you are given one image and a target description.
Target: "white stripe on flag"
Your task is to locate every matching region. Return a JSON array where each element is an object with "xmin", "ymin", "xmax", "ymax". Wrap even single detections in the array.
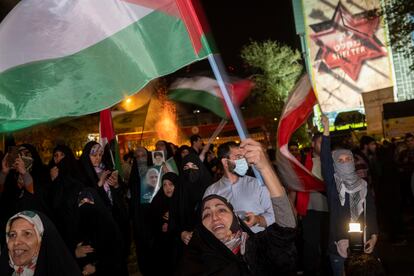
[{"xmin": 0, "ymin": 0, "xmax": 153, "ymax": 73}]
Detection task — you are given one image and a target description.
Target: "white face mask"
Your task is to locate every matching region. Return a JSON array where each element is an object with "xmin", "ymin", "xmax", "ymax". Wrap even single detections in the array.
[{"xmin": 233, "ymin": 158, "xmax": 249, "ymax": 176}]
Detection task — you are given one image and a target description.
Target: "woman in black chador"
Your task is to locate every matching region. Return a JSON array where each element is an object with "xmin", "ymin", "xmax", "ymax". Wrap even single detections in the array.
[
  {"xmin": 148, "ymin": 172, "xmax": 180, "ymax": 274},
  {"xmin": 78, "ymin": 141, "xmax": 130, "ymax": 257},
  {"xmin": 74, "ymin": 188, "xmax": 128, "ymax": 276},
  {"xmin": 46, "ymin": 145, "xmax": 84, "ymax": 251},
  {"xmin": 0, "ymin": 144, "xmax": 48, "ymax": 247}
]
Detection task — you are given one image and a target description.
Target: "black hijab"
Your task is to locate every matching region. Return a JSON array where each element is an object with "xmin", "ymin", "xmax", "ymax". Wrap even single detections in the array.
[
  {"xmin": 0, "ymin": 210, "xmax": 82, "ymax": 276},
  {"xmin": 170, "ymin": 153, "xmax": 212, "ymax": 233},
  {"xmin": 0, "ymin": 145, "xmax": 49, "ymax": 248},
  {"xmin": 47, "ymin": 145, "xmax": 84, "ymax": 251},
  {"xmin": 178, "ymin": 195, "xmax": 251, "ymax": 276},
  {"xmin": 178, "ymin": 195, "xmax": 297, "ymax": 276},
  {"xmin": 76, "ymin": 188, "xmax": 128, "ymax": 276},
  {"xmin": 79, "ymin": 141, "xmax": 101, "ymax": 187},
  {"xmin": 149, "ymin": 172, "xmax": 178, "ymax": 231}
]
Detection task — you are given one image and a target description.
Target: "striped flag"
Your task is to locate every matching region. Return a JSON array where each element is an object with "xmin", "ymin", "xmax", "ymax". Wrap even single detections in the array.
[
  {"xmin": 168, "ymin": 76, "xmax": 253, "ymax": 118},
  {"xmin": 0, "ymin": 0, "xmax": 211, "ymax": 132},
  {"xmin": 276, "ymin": 74, "xmax": 325, "ymax": 192}
]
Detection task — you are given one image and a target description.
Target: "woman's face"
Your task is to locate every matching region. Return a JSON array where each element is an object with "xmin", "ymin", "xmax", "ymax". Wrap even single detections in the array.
[
  {"xmin": 155, "ymin": 141, "xmax": 166, "ymax": 152},
  {"xmin": 53, "ymin": 150, "xmax": 65, "ymax": 164},
  {"xmin": 202, "ymin": 198, "xmax": 233, "ymax": 241},
  {"xmin": 7, "ymin": 218, "xmax": 41, "ymax": 266},
  {"xmin": 181, "ymin": 149, "xmax": 189, "ymax": 159},
  {"xmin": 89, "ymin": 146, "xmax": 103, "ymax": 167},
  {"xmin": 162, "ymin": 179, "xmax": 175, "ymax": 198}
]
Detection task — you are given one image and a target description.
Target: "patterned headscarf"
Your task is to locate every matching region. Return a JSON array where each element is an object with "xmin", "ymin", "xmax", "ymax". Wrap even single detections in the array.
[
  {"xmin": 6, "ymin": 211, "xmax": 44, "ymax": 276},
  {"xmin": 332, "ymin": 149, "xmax": 367, "ymax": 222}
]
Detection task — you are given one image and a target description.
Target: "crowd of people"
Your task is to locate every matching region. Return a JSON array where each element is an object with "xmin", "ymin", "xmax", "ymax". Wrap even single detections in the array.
[{"xmin": 0, "ymin": 121, "xmax": 413, "ymax": 275}]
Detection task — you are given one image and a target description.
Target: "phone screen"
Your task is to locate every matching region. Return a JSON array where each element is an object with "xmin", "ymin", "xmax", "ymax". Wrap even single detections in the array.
[{"xmin": 7, "ymin": 146, "xmax": 19, "ymax": 167}]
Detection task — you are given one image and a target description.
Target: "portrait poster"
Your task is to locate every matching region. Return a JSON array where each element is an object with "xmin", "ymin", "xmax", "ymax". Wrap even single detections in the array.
[{"xmin": 140, "ymin": 165, "xmax": 162, "ymax": 204}]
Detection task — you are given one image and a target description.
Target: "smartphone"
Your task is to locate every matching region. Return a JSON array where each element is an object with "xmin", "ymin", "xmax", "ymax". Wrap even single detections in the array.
[
  {"xmin": 6, "ymin": 146, "xmax": 19, "ymax": 167},
  {"xmin": 235, "ymin": 211, "xmax": 247, "ymax": 220}
]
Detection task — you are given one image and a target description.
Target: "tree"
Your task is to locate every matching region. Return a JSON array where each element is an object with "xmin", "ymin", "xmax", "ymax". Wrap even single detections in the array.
[
  {"xmin": 382, "ymin": 0, "xmax": 414, "ymax": 70},
  {"xmin": 240, "ymin": 40, "xmax": 303, "ymax": 147}
]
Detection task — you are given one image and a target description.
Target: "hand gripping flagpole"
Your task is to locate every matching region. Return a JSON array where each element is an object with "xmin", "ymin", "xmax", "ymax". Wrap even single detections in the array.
[
  {"xmin": 175, "ymin": 0, "xmax": 264, "ymax": 185},
  {"xmin": 207, "ymin": 54, "xmax": 264, "ymax": 185}
]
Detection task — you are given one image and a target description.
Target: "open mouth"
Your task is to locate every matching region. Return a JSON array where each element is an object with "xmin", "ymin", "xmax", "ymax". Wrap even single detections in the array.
[
  {"xmin": 212, "ymin": 224, "xmax": 225, "ymax": 232},
  {"xmin": 13, "ymin": 249, "xmax": 27, "ymax": 257}
]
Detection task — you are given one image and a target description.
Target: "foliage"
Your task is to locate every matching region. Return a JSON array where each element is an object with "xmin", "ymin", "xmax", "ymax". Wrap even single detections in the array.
[
  {"xmin": 381, "ymin": 0, "xmax": 414, "ymax": 70},
  {"xmin": 240, "ymin": 40, "xmax": 303, "ymax": 146},
  {"xmin": 241, "ymin": 40, "xmax": 303, "ymax": 112}
]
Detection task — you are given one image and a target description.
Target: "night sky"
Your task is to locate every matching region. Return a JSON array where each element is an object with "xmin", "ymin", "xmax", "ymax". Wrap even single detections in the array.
[{"xmin": 200, "ymin": 0, "xmax": 300, "ymax": 69}]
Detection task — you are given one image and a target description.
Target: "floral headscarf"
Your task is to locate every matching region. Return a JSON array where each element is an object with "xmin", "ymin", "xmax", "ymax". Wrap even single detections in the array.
[{"xmin": 6, "ymin": 211, "xmax": 44, "ymax": 276}]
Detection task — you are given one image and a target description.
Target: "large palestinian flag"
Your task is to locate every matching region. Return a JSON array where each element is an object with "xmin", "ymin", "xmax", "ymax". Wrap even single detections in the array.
[{"xmin": 0, "ymin": 0, "xmax": 211, "ymax": 132}]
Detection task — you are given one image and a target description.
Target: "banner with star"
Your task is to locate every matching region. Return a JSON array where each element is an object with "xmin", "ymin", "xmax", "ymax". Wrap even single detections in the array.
[{"xmin": 301, "ymin": 0, "xmax": 394, "ymax": 113}]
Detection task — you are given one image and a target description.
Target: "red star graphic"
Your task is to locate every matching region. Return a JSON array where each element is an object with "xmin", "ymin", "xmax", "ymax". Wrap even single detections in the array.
[
  {"xmin": 310, "ymin": 3, "xmax": 387, "ymax": 81},
  {"xmin": 121, "ymin": 0, "xmax": 209, "ymax": 55}
]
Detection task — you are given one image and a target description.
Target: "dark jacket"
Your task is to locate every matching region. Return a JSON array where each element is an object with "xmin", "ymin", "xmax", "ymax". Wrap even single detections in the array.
[{"xmin": 320, "ymin": 135, "xmax": 378, "ymax": 254}]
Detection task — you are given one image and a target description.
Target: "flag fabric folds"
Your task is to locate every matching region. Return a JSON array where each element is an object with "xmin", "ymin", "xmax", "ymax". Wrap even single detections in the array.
[
  {"xmin": 0, "ymin": 0, "xmax": 211, "ymax": 132},
  {"xmin": 168, "ymin": 76, "xmax": 253, "ymax": 118},
  {"xmin": 276, "ymin": 74, "xmax": 325, "ymax": 192}
]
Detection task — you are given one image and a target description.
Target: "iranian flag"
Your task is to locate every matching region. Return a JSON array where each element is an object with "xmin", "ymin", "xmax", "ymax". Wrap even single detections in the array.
[
  {"xmin": 168, "ymin": 76, "xmax": 253, "ymax": 118},
  {"xmin": 276, "ymin": 74, "xmax": 325, "ymax": 192},
  {"xmin": 0, "ymin": 0, "xmax": 211, "ymax": 132}
]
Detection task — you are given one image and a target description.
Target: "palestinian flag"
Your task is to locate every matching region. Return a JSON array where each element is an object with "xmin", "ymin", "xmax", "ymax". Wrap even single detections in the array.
[
  {"xmin": 276, "ymin": 74, "xmax": 325, "ymax": 192},
  {"xmin": 168, "ymin": 76, "xmax": 253, "ymax": 118},
  {"xmin": 0, "ymin": 0, "xmax": 211, "ymax": 132}
]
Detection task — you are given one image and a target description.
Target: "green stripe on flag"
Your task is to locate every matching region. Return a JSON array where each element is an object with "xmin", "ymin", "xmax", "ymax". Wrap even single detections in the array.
[
  {"xmin": 0, "ymin": 10, "xmax": 211, "ymax": 132},
  {"xmin": 168, "ymin": 89, "xmax": 226, "ymax": 118}
]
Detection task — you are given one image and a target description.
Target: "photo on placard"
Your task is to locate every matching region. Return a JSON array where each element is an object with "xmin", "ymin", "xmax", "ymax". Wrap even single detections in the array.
[
  {"xmin": 140, "ymin": 166, "xmax": 161, "ymax": 204},
  {"xmin": 152, "ymin": 151, "xmax": 165, "ymax": 166}
]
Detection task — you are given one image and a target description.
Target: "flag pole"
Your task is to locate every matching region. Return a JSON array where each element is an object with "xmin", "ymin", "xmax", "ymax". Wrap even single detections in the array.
[
  {"xmin": 175, "ymin": 0, "xmax": 264, "ymax": 184},
  {"xmin": 207, "ymin": 54, "xmax": 264, "ymax": 185},
  {"xmin": 207, "ymin": 118, "xmax": 227, "ymax": 145}
]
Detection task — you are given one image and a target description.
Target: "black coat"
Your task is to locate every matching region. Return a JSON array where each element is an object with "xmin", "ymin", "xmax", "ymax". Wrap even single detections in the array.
[
  {"xmin": 46, "ymin": 145, "xmax": 84, "ymax": 251},
  {"xmin": 78, "ymin": 141, "xmax": 130, "ymax": 256},
  {"xmin": 177, "ymin": 221, "xmax": 297, "ymax": 276},
  {"xmin": 76, "ymin": 188, "xmax": 128, "ymax": 276}
]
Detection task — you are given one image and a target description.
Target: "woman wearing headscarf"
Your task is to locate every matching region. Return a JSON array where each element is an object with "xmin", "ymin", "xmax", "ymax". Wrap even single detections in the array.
[
  {"xmin": 155, "ymin": 140, "xmax": 174, "ymax": 160},
  {"xmin": 78, "ymin": 141, "xmax": 130, "ymax": 258},
  {"xmin": 75, "ymin": 188, "xmax": 128, "ymax": 276},
  {"xmin": 148, "ymin": 172, "xmax": 179, "ymax": 274},
  {"xmin": 0, "ymin": 145, "xmax": 48, "ymax": 247},
  {"xmin": 169, "ymin": 152, "xmax": 213, "ymax": 250},
  {"xmin": 320, "ymin": 116, "xmax": 378, "ymax": 276},
  {"xmin": 46, "ymin": 145, "xmax": 84, "ymax": 251},
  {"xmin": 177, "ymin": 139, "xmax": 297, "ymax": 275},
  {"xmin": 128, "ymin": 146, "xmax": 154, "ymax": 275},
  {"xmin": 0, "ymin": 210, "xmax": 82, "ymax": 276}
]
